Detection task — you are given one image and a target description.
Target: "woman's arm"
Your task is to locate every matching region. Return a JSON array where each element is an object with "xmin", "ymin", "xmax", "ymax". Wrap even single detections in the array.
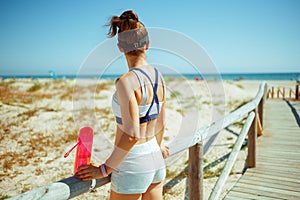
[
  {"xmin": 155, "ymin": 99, "xmax": 169, "ymax": 159},
  {"xmin": 114, "ymin": 75, "xmax": 140, "ymax": 138},
  {"xmin": 155, "ymin": 101, "xmax": 165, "ymax": 146},
  {"xmin": 76, "ymin": 74, "xmax": 140, "ymax": 180},
  {"xmin": 104, "ymin": 126, "xmax": 138, "ymax": 174}
]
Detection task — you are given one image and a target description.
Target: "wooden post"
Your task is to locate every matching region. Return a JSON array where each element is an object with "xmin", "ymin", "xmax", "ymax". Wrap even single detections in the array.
[
  {"xmin": 257, "ymin": 114, "xmax": 263, "ymax": 136},
  {"xmin": 247, "ymin": 108, "xmax": 257, "ymax": 168},
  {"xmin": 283, "ymin": 88, "xmax": 285, "ymax": 99},
  {"xmin": 271, "ymin": 87, "xmax": 274, "ymax": 98},
  {"xmin": 257, "ymin": 82, "xmax": 267, "ymax": 129},
  {"xmin": 296, "ymin": 84, "xmax": 299, "ymax": 100},
  {"xmin": 188, "ymin": 143, "xmax": 203, "ymax": 200},
  {"xmin": 258, "ymin": 99, "xmax": 264, "ymax": 129}
]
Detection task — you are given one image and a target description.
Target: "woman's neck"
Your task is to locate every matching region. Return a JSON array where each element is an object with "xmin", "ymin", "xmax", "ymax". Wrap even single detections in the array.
[{"xmin": 125, "ymin": 54, "xmax": 148, "ymax": 69}]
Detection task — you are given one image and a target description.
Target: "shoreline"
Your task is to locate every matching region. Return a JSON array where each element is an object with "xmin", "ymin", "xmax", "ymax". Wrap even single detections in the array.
[
  {"xmin": 0, "ymin": 71, "xmax": 299, "ymax": 82},
  {"xmin": 0, "ymin": 79, "xmax": 297, "ymax": 199}
]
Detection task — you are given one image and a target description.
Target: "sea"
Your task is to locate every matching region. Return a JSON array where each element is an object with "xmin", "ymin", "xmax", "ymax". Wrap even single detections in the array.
[{"xmin": 1, "ymin": 72, "xmax": 300, "ymax": 81}]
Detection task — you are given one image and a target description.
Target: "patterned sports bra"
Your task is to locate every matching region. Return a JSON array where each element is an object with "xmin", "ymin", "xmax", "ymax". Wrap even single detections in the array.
[{"xmin": 112, "ymin": 67, "xmax": 165, "ymax": 124}]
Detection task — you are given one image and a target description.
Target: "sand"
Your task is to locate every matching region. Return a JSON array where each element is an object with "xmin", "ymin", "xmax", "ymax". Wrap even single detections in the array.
[{"xmin": 0, "ymin": 78, "xmax": 296, "ymax": 199}]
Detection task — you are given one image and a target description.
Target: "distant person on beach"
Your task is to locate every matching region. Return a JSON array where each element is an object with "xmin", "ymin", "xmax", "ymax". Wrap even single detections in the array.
[{"xmin": 76, "ymin": 10, "xmax": 169, "ymax": 199}]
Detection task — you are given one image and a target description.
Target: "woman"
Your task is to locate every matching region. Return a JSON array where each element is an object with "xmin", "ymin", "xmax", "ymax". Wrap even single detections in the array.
[{"xmin": 76, "ymin": 10, "xmax": 169, "ymax": 200}]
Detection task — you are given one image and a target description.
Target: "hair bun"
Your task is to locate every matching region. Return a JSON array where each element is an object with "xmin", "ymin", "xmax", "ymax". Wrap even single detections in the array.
[
  {"xmin": 107, "ymin": 10, "xmax": 144, "ymax": 38},
  {"xmin": 119, "ymin": 10, "xmax": 139, "ymax": 22}
]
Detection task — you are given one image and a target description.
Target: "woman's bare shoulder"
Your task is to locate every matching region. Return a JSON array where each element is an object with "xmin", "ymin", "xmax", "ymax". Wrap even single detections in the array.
[{"xmin": 115, "ymin": 71, "xmax": 139, "ymax": 91}]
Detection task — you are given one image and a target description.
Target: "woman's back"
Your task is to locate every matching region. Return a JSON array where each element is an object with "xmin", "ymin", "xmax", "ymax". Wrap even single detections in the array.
[{"xmin": 113, "ymin": 65, "xmax": 166, "ymax": 143}]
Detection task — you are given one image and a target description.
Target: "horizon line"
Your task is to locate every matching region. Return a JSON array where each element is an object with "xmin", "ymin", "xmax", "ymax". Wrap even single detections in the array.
[{"xmin": 1, "ymin": 71, "xmax": 300, "ymax": 77}]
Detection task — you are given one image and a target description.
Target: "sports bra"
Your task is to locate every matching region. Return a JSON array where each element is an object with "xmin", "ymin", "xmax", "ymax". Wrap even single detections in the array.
[{"xmin": 112, "ymin": 67, "xmax": 165, "ymax": 124}]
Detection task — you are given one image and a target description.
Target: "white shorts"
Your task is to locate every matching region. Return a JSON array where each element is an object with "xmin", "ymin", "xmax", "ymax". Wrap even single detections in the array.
[{"xmin": 111, "ymin": 138, "xmax": 166, "ymax": 194}]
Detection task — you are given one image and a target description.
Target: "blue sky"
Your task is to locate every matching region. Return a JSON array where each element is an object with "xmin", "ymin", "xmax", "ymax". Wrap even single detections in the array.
[{"xmin": 0, "ymin": 0, "xmax": 299, "ymax": 75}]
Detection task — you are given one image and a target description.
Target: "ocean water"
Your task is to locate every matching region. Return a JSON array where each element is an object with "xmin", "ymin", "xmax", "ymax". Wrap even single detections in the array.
[
  {"xmin": 1, "ymin": 72, "xmax": 299, "ymax": 81},
  {"xmin": 184, "ymin": 72, "xmax": 300, "ymax": 81}
]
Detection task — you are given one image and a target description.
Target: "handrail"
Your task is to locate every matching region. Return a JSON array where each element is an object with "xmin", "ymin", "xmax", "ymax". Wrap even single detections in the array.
[
  {"xmin": 9, "ymin": 82, "xmax": 268, "ymax": 200},
  {"xmin": 187, "ymin": 82, "xmax": 267, "ymax": 199},
  {"xmin": 169, "ymin": 81, "xmax": 267, "ymax": 156},
  {"xmin": 208, "ymin": 112, "xmax": 255, "ymax": 200}
]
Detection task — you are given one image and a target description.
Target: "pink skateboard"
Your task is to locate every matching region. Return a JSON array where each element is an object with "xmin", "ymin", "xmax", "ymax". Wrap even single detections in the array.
[{"xmin": 64, "ymin": 126, "xmax": 94, "ymax": 173}]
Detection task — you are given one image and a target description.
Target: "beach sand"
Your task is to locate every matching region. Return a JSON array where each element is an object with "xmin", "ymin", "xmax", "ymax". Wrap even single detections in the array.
[{"xmin": 0, "ymin": 78, "xmax": 296, "ymax": 199}]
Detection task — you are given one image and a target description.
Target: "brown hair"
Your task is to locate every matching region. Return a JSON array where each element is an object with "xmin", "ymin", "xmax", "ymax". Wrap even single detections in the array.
[{"xmin": 107, "ymin": 10, "xmax": 148, "ymax": 55}]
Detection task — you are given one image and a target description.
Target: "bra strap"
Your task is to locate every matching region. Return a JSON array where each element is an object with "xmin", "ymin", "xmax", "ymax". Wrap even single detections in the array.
[
  {"xmin": 130, "ymin": 67, "xmax": 160, "ymax": 121},
  {"xmin": 130, "ymin": 69, "xmax": 148, "ymax": 104}
]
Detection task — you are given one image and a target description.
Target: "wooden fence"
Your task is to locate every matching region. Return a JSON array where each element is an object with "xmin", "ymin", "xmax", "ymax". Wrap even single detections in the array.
[
  {"xmin": 267, "ymin": 80, "xmax": 300, "ymax": 100},
  {"xmin": 9, "ymin": 82, "xmax": 268, "ymax": 200}
]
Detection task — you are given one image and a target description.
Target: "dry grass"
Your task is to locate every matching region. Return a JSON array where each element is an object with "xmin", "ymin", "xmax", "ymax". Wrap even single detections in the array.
[
  {"xmin": 0, "ymin": 194, "xmax": 11, "ymax": 199},
  {"xmin": 95, "ymin": 81, "xmax": 114, "ymax": 93},
  {"xmin": 0, "ymin": 84, "xmax": 53, "ymax": 105},
  {"xmin": 60, "ymin": 87, "xmax": 73, "ymax": 100},
  {"xmin": 27, "ymin": 83, "xmax": 42, "ymax": 92}
]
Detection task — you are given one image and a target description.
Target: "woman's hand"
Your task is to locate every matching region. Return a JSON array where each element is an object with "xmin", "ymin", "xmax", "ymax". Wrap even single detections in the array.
[
  {"xmin": 160, "ymin": 145, "xmax": 169, "ymax": 159},
  {"xmin": 75, "ymin": 163, "xmax": 102, "ymax": 181}
]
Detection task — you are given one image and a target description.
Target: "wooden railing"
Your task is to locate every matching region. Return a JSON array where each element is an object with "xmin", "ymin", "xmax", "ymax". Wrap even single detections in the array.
[
  {"xmin": 186, "ymin": 82, "xmax": 267, "ymax": 200},
  {"xmin": 9, "ymin": 82, "xmax": 268, "ymax": 200},
  {"xmin": 267, "ymin": 80, "xmax": 300, "ymax": 100}
]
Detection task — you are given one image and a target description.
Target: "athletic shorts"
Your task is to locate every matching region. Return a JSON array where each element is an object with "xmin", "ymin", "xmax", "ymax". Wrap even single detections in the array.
[{"xmin": 111, "ymin": 138, "xmax": 166, "ymax": 194}]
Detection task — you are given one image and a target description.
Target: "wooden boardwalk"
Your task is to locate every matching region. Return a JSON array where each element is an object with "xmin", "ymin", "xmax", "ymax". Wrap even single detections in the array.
[{"xmin": 224, "ymin": 100, "xmax": 300, "ymax": 200}]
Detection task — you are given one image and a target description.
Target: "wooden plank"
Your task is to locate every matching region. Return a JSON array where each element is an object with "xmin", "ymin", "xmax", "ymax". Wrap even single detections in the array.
[
  {"xmin": 257, "ymin": 158, "xmax": 300, "ymax": 172},
  {"xmin": 239, "ymin": 175, "xmax": 300, "ymax": 192},
  {"xmin": 244, "ymin": 171, "xmax": 300, "ymax": 184},
  {"xmin": 257, "ymin": 151, "xmax": 300, "ymax": 159},
  {"xmin": 235, "ymin": 181, "xmax": 300, "ymax": 197},
  {"xmin": 252, "ymin": 167, "xmax": 300, "ymax": 178},
  {"xmin": 260, "ymin": 138, "xmax": 300, "ymax": 143},
  {"xmin": 239, "ymin": 176, "xmax": 300, "ymax": 192},
  {"xmin": 232, "ymin": 182, "xmax": 300, "ymax": 199},
  {"xmin": 258, "ymin": 134, "xmax": 300, "ymax": 139},
  {"xmin": 259, "ymin": 130, "xmax": 300, "ymax": 135},
  {"xmin": 256, "ymin": 161, "xmax": 299, "ymax": 169},
  {"xmin": 256, "ymin": 156, "xmax": 300, "ymax": 165},
  {"xmin": 258, "ymin": 148, "xmax": 300, "ymax": 156},
  {"xmin": 253, "ymin": 164, "xmax": 300, "ymax": 175},
  {"xmin": 240, "ymin": 174, "xmax": 300, "ymax": 191},
  {"xmin": 246, "ymin": 168, "xmax": 300, "ymax": 180},
  {"xmin": 258, "ymin": 146, "xmax": 300, "ymax": 151},
  {"xmin": 225, "ymin": 190, "xmax": 285, "ymax": 200},
  {"xmin": 265, "ymin": 124, "xmax": 299, "ymax": 129},
  {"xmin": 232, "ymin": 187, "xmax": 294, "ymax": 200},
  {"xmin": 264, "ymin": 126, "xmax": 299, "ymax": 130},
  {"xmin": 258, "ymin": 143, "xmax": 300, "ymax": 150},
  {"xmin": 224, "ymin": 195, "xmax": 251, "ymax": 200},
  {"xmin": 264, "ymin": 126, "xmax": 300, "ymax": 130},
  {"xmin": 264, "ymin": 134, "xmax": 300, "ymax": 137},
  {"xmin": 262, "ymin": 131, "xmax": 299, "ymax": 135},
  {"xmin": 263, "ymin": 131, "xmax": 300, "ymax": 136},
  {"xmin": 257, "ymin": 148, "xmax": 300, "ymax": 154},
  {"xmin": 257, "ymin": 140, "xmax": 300, "ymax": 146},
  {"xmin": 257, "ymin": 154, "xmax": 300, "ymax": 162},
  {"xmin": 258, "ymin": 150, "xmax": 300, "ymax": 157}
]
